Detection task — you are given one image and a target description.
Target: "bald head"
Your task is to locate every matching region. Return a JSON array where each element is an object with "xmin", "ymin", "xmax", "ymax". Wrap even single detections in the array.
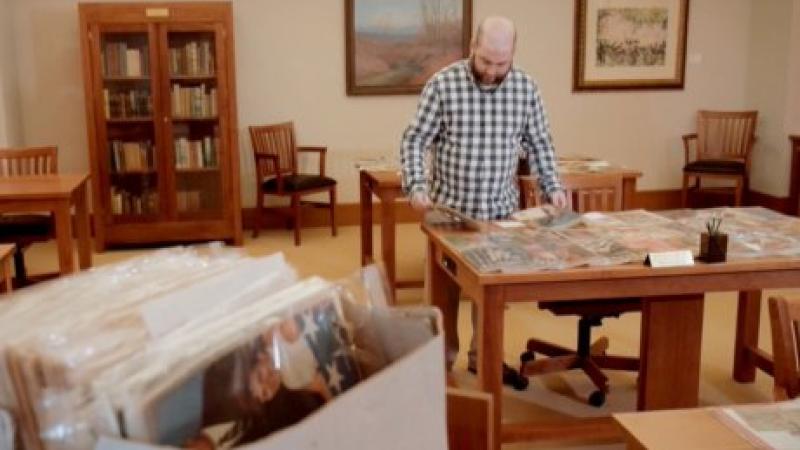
[
  {"xmin": 474, "ymin": 16, "xmax": 517, "ymax": 53},
  {"xmin": 470, "ymin": 16, "xmax": 516, "ymax": 86}
]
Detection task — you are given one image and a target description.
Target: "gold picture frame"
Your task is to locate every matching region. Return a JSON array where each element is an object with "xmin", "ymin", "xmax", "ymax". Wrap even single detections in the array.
[
  {"xmin": 573, "ymin": 0, "xmax": 690, "ymax": 91},
  {"xmin": 345, "ymin": 0, "xmax": 472, "ymax": 96}
]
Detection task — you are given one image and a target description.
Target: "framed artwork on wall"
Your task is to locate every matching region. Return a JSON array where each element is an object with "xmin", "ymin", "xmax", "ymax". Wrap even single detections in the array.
[
  {"xmin": 573, "ymin": 0, "xmax": 690, "ymax": 91},
  {"xmin": 345, "ymin": 0, "xmax": 472, "ymax": 96}
]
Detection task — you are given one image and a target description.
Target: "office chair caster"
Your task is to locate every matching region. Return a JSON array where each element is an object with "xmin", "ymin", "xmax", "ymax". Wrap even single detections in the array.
[
  {"xmin": 503, "ymin": 365, "xmax": 529, "ymax": 391},
  {"xmin": 588, "ymin": 390, "xmax": 606, "ymax": 407}
]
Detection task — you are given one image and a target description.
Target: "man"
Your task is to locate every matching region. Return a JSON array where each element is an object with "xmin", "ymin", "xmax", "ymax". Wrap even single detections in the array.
[{"xmin": 400, "ymin": 16, "xmax": 566, "ymax": 387}]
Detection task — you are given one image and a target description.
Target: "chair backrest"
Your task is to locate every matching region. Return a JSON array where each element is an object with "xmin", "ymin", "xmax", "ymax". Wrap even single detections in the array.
[
  {"xmin": 769, "ymin": 296, "xmax": 800, "ymax": 400},
  {"xmin": 695, "ymin": 110, "xmax": 758, "ymax": 162},
  {"xmin": 0, "ymin": 146, "xmax": 58, "ymax": 177},
  {"xmin": 248, "ymin": 122, "xmax": 297, "ymax": 178},
  {"xmin": 521, "ymin": 173, "xmax": 624, "ymax": 213}
]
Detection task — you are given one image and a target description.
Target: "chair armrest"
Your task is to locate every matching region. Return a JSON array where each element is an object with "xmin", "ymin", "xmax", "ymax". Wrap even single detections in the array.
[
  {"xmin": 298, "ymin": 146, "xmax": 327, "ymax": 177},
  {"xmin": 682, "ymin": 133, "xmax": 697, "ymax": 164},
  {"xmin": 254, "ymin": 154, "xmax": 284, "ymax": 191}
]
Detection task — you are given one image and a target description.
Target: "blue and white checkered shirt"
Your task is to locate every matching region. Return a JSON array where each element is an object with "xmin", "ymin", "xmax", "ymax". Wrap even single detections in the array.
[{"xmin": 401, "ymin": 60, "xmax": 561, "ymax": 220}]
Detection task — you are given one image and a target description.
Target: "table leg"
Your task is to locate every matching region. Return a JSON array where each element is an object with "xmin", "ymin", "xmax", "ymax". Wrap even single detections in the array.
[
  {"xmin": 2, "ymin": 251, "xmax": 11, "ymax": 293},
  {"xmin": 477, "ymin": 286, "xmax": 504, "ymax": 450},
  {"xmin": 380, "ymin": 190, "xmax": 397, "ymax": 296},
  {"xmin": 638, "ymin": 294, "xmax": 704, "ymax": 410},
  {"xmin": 74, "ymin": 183, "xmax": 92, "ymax": 269},
  {"xmin": 360, "ymin": 171, "xmax": 373, "ymax": 266},
  {"xmin": 622, "ymin": 177, "xmax": 638, "ymax": 210},
  {"xmin": 733, "ymin": 290, "xmax": 762, "ymax": 382},
  {"xmin": 427, "ymin": 239, "xmax": 460, "ymax": 367},
  {"xmin": 53, "ymin": 201, "xmax": 75, "ymax": 275}
]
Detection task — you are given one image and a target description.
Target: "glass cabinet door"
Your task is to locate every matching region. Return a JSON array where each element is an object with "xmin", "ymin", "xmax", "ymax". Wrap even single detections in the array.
[
  {"xmin": 163, "ymin": 27, "xmax": 224, "ymax": 220},
  {"xmin": 96, "ymin": 27, "xmax": 161, "ymax": 223}
]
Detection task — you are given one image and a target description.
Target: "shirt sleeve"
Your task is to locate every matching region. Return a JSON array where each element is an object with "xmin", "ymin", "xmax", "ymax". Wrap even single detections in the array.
[
  {"xmin": 400, "ymin": 78, "xmax": 442, "ymax": 196},
  {"xmin": 520, "ymin": 82, "xmax": 562, "ymax": 195}
]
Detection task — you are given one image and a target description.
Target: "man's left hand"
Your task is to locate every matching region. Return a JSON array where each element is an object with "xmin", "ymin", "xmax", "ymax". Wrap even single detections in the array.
[{"xmin": 550, "ymin": 190, "xmax": 568, "ymax": 209}]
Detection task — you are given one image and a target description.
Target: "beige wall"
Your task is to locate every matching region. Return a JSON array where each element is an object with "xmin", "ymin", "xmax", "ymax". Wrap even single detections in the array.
[
  {"xmin": 787, "ymin": 0, "xmax": 800, "ymax": 134},
  {"xmin": 0, "ymin": 0, "xmax": 22, "ymax": 147},
  {"xmin": 746, "ymin": 0, "xmax": 793, "ymax": 197},
  {"xmin": 4, "ymin": 0, "xmax": 790, "ymax": 205}
]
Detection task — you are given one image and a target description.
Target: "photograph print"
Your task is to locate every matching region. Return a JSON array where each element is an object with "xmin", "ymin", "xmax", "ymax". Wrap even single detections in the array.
[{"xmin": 573, "ymin": 0, "xmax": 689, "ymax": 91}]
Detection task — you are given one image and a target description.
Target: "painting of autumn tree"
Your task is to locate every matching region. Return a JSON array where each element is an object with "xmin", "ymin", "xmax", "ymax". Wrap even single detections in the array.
[{"xmin": 346, "ymin": 0, "xmax": 471, "ymax": 95}]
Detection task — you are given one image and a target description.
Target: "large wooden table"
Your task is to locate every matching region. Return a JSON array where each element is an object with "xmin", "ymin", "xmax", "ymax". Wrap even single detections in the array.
[
  {"xmin": 360, "ymin": 162, "xmax": 641, "ymax": 299},
  {"xmin": 0, "ymin": 174, "xmax": 92, "ymax": 276},
  {"xmin": 423, "ymin": 222, "xmax": 800, "ymax": 448}
]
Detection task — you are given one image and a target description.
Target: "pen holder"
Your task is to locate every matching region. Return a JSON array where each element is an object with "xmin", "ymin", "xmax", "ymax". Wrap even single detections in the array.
[{"xmin": 699, "ymin": 232, "xmax": 728, "ymax": 263}]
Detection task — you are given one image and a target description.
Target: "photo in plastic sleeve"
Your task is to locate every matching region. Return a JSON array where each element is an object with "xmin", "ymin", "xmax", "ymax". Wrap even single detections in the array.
[{"xmin": 129, "ymin": 296, "xmax": 361, "ymax": 449}]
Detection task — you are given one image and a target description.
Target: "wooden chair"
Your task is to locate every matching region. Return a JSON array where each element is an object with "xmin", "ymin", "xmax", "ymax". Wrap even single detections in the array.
[
  {"xmin": 249, "ymin": 122, "xmax": 337, "ymax": 246},
  {"xmin": 518, "ymin": 173, "xmax": 640, "ymax": 407},
  {"xmin": 681, "ymin": 110, "xmax": 758, "ymax": 207},
  {"xmin": 768, "ymin": 296, "xmax": 800, "ymax": 400},
  {"xmin": 0, "ymin": 147, "xmax": 57, "ymax": 287}
]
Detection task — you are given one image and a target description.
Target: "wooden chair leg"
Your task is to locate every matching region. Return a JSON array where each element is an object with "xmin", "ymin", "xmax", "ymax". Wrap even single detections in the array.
[
  {"xmin": 12, "ymin": 248, "xmax": 27, "ymax": 287},
  {"xmin": 329, "ymin": 186, "xmax": 337, "ymax": 237},
  {"xmin": 734, "ymin": 177, "xmax": 743, "ymax": 206},
  {"xmin": 681, "ymin": 173, "xmax": 690, "ymax": 207},
  {"xmin": 292, "ymin": 194, "xmax": 301, "ymax": 246},
  {"xmin": 253, "ymin": 187, "xmax": 264, "ymax": 239}
]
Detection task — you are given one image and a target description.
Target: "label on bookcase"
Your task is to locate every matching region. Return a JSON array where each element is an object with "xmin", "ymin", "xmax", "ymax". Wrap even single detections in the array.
[{"xmin": 145, "ymin": 8, "xmax": 169, "ymax": 18}]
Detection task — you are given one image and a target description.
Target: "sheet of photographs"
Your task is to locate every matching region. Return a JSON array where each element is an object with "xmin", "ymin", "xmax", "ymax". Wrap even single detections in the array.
[
  {"xmin": 444, "ymin": 230, "xmax": 595, "ymax": 273},
  {"xmin": 661, "ymin": 207, "xmax": 800, "ymax": 259}
]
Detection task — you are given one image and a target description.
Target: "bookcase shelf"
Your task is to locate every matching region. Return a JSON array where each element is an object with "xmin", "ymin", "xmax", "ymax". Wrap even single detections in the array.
[{"xmin": 80, "ymin": 2, "xmax": 242, "ymax": 250}]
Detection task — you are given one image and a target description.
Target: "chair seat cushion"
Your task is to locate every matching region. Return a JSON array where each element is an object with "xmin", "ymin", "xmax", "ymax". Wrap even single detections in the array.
[
  {"xmin": 0, "ymin": 214, "xmax": 53, "ymax": 241},
  {"xmin": 262, "ymin": 174, "xmax": 336, "ymax": 193},
  {"xmin": 683, "ymin": 160, "xmax": 746, "ymax": 175},
  {"xmin": 539, "ymin": 298, "xmax": 641, "ymax": 317}
]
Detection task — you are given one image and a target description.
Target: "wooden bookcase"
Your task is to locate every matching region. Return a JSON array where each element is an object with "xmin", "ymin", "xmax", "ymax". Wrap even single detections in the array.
[{"xmin": 79, "ymin": 2, "xmax": 242, "ymax": 250}]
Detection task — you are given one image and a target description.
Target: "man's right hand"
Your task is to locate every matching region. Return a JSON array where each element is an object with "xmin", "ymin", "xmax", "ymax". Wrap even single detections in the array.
[{"xmin": 410, "ymin": 191, "xmax": 433, "ymax": 211}]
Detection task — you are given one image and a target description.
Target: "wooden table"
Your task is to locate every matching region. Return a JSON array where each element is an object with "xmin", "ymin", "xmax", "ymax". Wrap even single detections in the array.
[
  {"xmin": 614, "ymin": 408, "xmax": 755, "ymax": 450},
  {"xmin": 423, "ymin": 222, "xmax": 800, "ymax": 448},
  {"xmin": 359, "ymin": 163, "xmax": 642, "ymax": 299},
  {"xmin": 0, "ymin": 174, "xmax": 92, "ymax": 276},
  {"xmin": 0, "ymin": 244, "xmax": 13, "ymax": 293}
]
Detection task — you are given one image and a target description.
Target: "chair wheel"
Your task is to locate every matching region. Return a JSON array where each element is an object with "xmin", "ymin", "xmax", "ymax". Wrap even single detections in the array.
[
  {"xmin": 520, "ymin": 350, "xmax": 535, "ymax": 364},
  {"xmin": 510, "ymin": 374, "xmax": 529, "ymax": 391},
  {"xmin": 588, "ymin": 390, "xmax": 606, "ymax": 407},
  {"xmin": 502, "ymin": 365, "xmax": 529, "ymax": 391}
]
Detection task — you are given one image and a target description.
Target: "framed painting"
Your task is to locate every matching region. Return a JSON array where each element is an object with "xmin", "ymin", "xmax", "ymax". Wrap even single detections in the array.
[
  {"xmin": 573, "ymin": 0, "xmax": 690, "ymax": 91},
  {"xmin": 345, "ymin": 0, "xmax": 472, "ymax": 96}
]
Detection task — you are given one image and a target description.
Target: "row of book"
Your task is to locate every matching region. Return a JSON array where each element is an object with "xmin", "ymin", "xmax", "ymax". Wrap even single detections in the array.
[
  {"xmin": 174, "ymin": 136, "xmax": 218, "ymax": 169},
  {"xmin": 109, "ymin": 140, "xmax": 155, "ymax": 172},
  {"xmin": 102, "ymin": 42, "xmax": 149, "ymax": 77},
  {"xmin": 103, "ymin": 88, "xmax": 152, "ymax": 119},
  {"xmin": 111, "ymin": 187, "xmax": 159, "ymax": 215},
  {"xmin": 171, "ymin": 84, "xmax": 217, "ymax": 117},
  {"xmin": 169, "ymin": 40, "xmax": 215, "ymax": 76}
]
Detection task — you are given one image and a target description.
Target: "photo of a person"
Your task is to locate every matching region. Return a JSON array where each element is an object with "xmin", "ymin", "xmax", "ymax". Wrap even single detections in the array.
[{"xmin": 179, "ymin": 299, "xmax": 360, "ymax": 449}]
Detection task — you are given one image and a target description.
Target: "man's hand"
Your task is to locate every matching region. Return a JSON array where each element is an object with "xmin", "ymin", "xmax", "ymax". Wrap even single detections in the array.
[
  {"xmin": 549, "ymin": 190, "xmax": 568, "ymax": 209},
  {"xmin": 410, "ymin": 191, "xmax": 433, "ymax": 211}
]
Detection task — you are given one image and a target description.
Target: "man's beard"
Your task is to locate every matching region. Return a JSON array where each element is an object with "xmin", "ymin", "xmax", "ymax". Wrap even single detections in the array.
[{"xmin": 469, "ymin": 56, "xmax": 510, "ymax": 86}]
